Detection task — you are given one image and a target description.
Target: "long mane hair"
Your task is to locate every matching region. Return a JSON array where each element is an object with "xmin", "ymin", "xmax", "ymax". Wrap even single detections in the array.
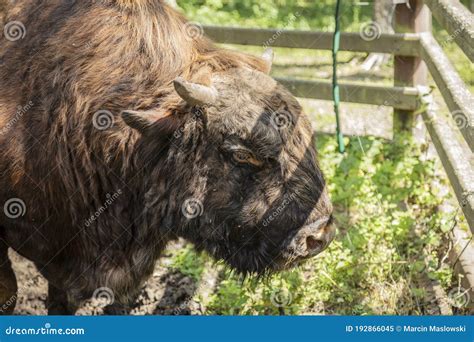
[{"xmin": 0, "ymin": 0, "xmax": 267, "ymax": 215}]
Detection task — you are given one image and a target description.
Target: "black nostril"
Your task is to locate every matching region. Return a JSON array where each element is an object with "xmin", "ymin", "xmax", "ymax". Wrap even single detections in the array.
[{"xmin": 306, "ymin": 235, "xmax": 324, "ymax": 253}]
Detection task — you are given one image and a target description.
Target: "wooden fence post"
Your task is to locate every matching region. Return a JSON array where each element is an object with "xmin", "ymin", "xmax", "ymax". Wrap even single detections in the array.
[{"xmin": 394, "ymin": 0, "xmax": 431, "ymax": 133}]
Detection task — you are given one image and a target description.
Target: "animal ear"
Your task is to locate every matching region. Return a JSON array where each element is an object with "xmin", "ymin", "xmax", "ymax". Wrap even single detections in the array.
[
  {"xmin": 173, "ymin": 77, "xmax": 218, "ymax": 106},
  {"xmin": 122, "ymin": 109, "xmax": 182, "ymax": 137},
  {"xmin": 261, "ymin": 48, "xmax": 274, "ymax": 74},
  {"xmin": 121, "ymin": 110, "xmax": 155, "ymax": 133}
]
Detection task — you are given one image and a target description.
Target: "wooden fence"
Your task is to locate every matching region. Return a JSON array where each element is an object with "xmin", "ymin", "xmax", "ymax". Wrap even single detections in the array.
[{"xmin": 203, "ymin": 0, "xmax": 474, "ymax": 303}]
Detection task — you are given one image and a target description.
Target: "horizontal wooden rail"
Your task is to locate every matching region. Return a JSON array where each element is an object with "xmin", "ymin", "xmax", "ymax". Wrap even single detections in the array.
[
  {"xmin": 425, "ymin": 0, "xmax": 474, "ymax": 62},
  {"xmin": 275, "ymin": 77, "xmax": 420, "ymax": 110},
  {"xmin": 422, "ymin": 105, "xmax": 474, "ymax": 234},
  {"xmin": 203, "ymin": 26, "xmax": 420, "ymax": 56},
  {"xmin": 420, "ymin": 33, "xmax": 474, "ymax": 151}
]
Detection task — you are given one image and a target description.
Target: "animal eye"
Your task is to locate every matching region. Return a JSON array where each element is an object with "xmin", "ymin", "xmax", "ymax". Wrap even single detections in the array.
[{"xmin": 232, "ymin": 150, "xmax": 262, "ymax": 167}]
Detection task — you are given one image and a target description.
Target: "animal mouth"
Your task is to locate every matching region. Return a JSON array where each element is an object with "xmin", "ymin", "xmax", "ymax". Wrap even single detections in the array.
[{"xmin": 276, "ymin": 217, "xmax": 336, "ymax": 270}]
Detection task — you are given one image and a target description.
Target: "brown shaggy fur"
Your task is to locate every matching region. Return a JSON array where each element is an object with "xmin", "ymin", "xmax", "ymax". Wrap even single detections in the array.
[
  {"xmin": 0, "ymin": 0, "xmax": 268, "ymax": 218},
  {"xmin": 0, "ymin": 0, "xmax": 333, "ymax": 314}
]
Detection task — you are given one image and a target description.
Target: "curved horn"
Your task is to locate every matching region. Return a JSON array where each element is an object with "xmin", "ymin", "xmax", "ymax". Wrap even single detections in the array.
[
  {"xmin": 173, "ymin": 77, "xmax": 217, "ymax": 106},
  {"xmin": 261, "ymin": 48, "xmax": 274, "ymax": 74}
]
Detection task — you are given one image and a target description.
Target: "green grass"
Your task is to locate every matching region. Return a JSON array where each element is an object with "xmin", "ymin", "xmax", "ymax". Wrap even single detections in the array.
[
  {"xmin": 177, "ymin": 0, "xmax": 371, "ymax": 31},
  {"xmin": 168, "ymin": 134, "xmax": 466, "ymax": 315}
]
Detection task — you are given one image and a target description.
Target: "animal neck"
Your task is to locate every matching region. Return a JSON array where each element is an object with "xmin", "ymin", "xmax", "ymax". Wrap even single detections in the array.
[{"xmin": 129, "ymin": 111, "xmax": 205, "ymax": 235}]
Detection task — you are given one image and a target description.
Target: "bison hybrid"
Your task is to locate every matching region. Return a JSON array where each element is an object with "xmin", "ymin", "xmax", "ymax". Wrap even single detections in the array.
[{"xmin": 0, "ymin": 0, "xmax": 335, "ymax": 314}]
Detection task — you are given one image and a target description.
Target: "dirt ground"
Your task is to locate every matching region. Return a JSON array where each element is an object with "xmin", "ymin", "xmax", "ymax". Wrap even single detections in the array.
[{"xmin": 10, "ymin": 240, "xmax": 218, "ymax": 315}]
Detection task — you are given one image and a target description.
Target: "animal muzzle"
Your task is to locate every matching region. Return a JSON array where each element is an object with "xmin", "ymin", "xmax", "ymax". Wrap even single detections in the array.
[{"xmin": 287, "ymin": 216, "xmax": 336, "ymax": 260}]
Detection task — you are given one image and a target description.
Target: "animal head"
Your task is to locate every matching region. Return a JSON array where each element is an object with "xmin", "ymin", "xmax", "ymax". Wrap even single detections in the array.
[{"xmin": 122, "ymin": 50, "xmax": 335, "ymax": 275}]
